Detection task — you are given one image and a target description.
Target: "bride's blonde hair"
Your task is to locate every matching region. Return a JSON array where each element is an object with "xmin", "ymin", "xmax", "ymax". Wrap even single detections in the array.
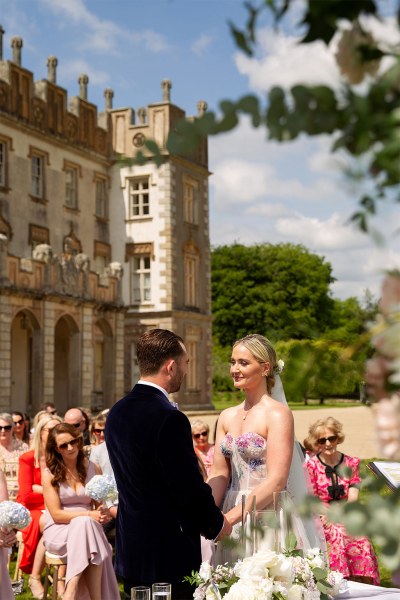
[{"xmin": 233, "ymin": 334, "xmax": 277, "ymax": 394}]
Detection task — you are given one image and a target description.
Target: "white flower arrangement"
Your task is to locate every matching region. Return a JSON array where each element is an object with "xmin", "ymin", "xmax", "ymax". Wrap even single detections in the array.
[
  {"xmin": 0, "ymin": 500, "xmax": 31, "ymax": 530},
  {"xmin": 85, "ymin": 474, "xmax": 118, "ymax": 506},
  {"xmin": 185, "ymin": 536, "xmax": 343, "ymax": 600}
]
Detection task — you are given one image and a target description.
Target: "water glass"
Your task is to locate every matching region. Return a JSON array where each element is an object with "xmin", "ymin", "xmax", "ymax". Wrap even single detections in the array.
[
  {"xmin": 255, "ymin": 510, "xmax": 277, "ymax": 552},
  {"xmin": 131, "ymin": 586, "xmax": 151, "ymax": 600},
  {"xmin": 152, "ymin": 582, "xmax": 171, "ymax": 600}
]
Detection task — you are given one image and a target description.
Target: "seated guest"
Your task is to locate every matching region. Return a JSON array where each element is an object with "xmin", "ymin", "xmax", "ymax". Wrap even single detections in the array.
[
  {"xmin": 42, "ymin": 423, "xmax": 120, "ymax": 600},
  {"xmin": 39, "ymin": 402, "xmax": 57, "ymax": 416},
  {"xmin": 84, "ymin": 413, "xmax": 107, "ymax": 457},
  {"xmin": 0, "ymin": 469, "xmax": 17, "ymax": 600},
  {"xmin": 64, "ymin": 407, "xmax": 90, "ymax": 445},
  {"xmin": 17, "ymin": 413, "xmax": 62, "ymax": 598},
  {"xmin": 191, "ymin": 419, "xmax": 215, "ymax": 477},
  {"xmin": 0, "ymin": 412, "xmax": 29, "ymax": 500},
  {"xmin": 12, "ymin": 411, "xmax": 30, "ymax": 446},
  {"xmin": 305, "ymin": 417, "xmax": 380, "ymax": 585}
]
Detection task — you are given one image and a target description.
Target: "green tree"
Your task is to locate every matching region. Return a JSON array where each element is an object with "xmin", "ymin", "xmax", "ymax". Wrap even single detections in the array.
[{"xmin": 212, "ymin": 242, "xmax": 335, "ymax": 345}]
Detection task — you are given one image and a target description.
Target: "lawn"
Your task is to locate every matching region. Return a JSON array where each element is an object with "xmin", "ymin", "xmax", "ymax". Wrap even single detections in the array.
[
  {"xmin": 212, "ymin": 391, "xmax": 361, "ymax": 411},
  {"xmin": 8, "ymin": 460, "xmax": 396, "ymax": 596}
]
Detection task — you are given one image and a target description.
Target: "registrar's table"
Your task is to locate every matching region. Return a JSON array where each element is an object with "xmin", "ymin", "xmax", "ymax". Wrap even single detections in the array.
[{"xmin": 341, "ymin": 581, "xmax": 400, "ymax": 598}]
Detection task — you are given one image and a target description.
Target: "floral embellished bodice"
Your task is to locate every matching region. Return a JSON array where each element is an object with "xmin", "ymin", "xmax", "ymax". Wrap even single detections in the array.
[{"xmin": 221, "ymin": 432, "xmax": 267, "ymax": 496}]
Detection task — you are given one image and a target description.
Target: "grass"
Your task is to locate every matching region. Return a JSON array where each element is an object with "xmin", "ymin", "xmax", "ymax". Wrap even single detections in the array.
[{"xmin": 212, "ymin": 391, "xmax": 361, "ymax": 412}]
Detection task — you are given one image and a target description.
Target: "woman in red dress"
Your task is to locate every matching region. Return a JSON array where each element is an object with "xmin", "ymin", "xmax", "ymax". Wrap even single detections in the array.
[{"xmin": 17, "ymin": 413, "xmax": 62, "ymax": 598}]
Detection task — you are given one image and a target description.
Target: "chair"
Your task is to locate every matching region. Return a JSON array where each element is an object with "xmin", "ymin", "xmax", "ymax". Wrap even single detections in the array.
[
  {"xmin": 43, "ymin": 551, "xmax": 66, "ymax": 600},
  {"xmin": 12, "ymin": 530, "xmax": 24, "ymax": 581},
  {"xmin": 0, "ymin": 456, "xmax": 20, "ymax": 500}
]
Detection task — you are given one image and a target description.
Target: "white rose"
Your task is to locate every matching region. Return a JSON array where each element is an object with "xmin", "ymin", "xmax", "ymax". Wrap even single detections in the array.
[
  {"xmin": 287, "ymin": 584, "xmax": 303, "ymax": 600},
  {"xmin": 269, "ymin": 556, "xmax": 294, "ymax": 582},
  {"xmin": 307, "ymin": 555, "xmax": 325, "ymax": 569},
  {"xmin": 205, "ymin": 586, "xmax": 219, "ymax": 600},
  {"xmin": 199, "ymin": 561, "xmax": 212, "ymax": 582},
  {"xmin": 224, "ymin": 579, "xmax": 259, "ymax": 600},
  {"xmin": 327, "ymin": 570, "xmax": 345, "ymax": 595},
  {"xmin": 236, "ymin": 552, "xmax": 277, "ymax": 579}
]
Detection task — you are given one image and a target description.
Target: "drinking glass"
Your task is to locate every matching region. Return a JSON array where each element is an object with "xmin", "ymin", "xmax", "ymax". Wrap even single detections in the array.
[
  {"xmin": 152, "ymin": 582, "xmax": 171, "ymax": 600},
  {"xmin": 131, "ymin": 586, "xmax": 151, "ymax": 600},
  {"xmin": 254, "ymin": 510, "xmax": 277, "ymax": 552},
  {"xmin": 273, "ymin": 490, "xmax": 292, "ymax": 552}
]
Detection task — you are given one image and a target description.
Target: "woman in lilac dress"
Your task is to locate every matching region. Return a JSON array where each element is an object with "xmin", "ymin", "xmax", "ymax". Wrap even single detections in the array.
[
  {"xmin": 208, "ymin": 334, "xmax": 324, "ymax": 563},
  {"xmin": 42, "ymin": 423, "xmax": 120, "ymax": 600}
]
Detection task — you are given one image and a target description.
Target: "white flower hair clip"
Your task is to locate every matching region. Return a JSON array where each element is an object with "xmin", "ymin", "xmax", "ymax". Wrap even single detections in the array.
[{"xmin": 275, "ymin": 359, "xmax": 285, "ymax": 374}]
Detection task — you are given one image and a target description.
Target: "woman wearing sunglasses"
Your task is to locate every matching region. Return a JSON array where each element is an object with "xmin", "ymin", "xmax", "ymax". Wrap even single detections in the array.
[
  {"xmin": 12, "ymin": 411, "xmax": 30, "ymax": 445},
  {"xmin": 42, "ymin": 423, "xmax": 120, "ymax": 600},
  {"xmin": 305, "ymin": 416, "xmax": 380, "ymax": 585},
  {"xmin": 191, "ymin": 419, "xmax": 214, "ymax": 477},
  {"xmin": 0, "ymin": 413, "xmax": 29, "ymax": 460}
]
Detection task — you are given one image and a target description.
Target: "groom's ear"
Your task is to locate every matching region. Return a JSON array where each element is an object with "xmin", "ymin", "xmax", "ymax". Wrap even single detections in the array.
[{"xmin": 164, "ymin": 358, "xmax": 176, "ymax": 377}]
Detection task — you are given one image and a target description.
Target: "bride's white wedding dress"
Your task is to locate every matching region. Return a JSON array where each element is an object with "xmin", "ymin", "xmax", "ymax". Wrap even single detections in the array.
[{"xmin": 215, "ymin": 430, "xmax": 326, "ymax": 565}]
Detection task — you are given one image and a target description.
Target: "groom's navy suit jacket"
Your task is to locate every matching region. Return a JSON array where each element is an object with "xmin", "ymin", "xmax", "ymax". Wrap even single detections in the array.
[{"xmin": 105, "ymin": 383, "xmax": 224, "ymax": 585}]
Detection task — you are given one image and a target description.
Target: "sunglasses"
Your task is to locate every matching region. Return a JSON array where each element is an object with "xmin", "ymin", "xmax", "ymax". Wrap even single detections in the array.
[
  {"xmin": 317, "ymin": 435, "xmax": 338, "ymax": 445},
  {"xmin": 13, "ymin": 419, "xmax": 24, "ymax": 426},
  {"xmin": 57, "ymin": 437, "xmax": 82, "ymax": 451},
  {"xmin": 93, "ymin": 428, "xmax": 105, "ymax": 434},
  {"xmin": 0, "ymin": 425, "xmax": 12, "ymax": 432},
  {"xmin": 193, "ymin": 431, "xmax": 208, "ymax": 439}
]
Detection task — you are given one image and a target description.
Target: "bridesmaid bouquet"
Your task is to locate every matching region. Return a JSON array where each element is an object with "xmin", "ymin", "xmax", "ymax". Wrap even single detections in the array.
[
  {"xmin": 0, "ymin": 500, "xmax": 31, "ymax": 531},
  {"xmin": 85, "ymin": 474, "xmax": 118, "ymax": 507},
  {"xmin": 185, "ymin": 535, "xmax": 344, "ymax": 599}
]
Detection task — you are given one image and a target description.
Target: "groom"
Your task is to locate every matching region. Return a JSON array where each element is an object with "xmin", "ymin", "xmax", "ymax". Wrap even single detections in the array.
[{"xmin": 106, "ymin": 328, "xmax": 231, "ymax": 599}]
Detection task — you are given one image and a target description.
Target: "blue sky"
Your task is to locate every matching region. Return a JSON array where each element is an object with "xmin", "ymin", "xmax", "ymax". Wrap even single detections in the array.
[{"xmin": 3, "ymin": 0, "xmax": 400, "ymax": 300}]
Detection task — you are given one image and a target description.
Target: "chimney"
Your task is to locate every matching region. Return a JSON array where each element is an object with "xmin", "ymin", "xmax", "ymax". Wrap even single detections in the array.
[
  {"xmin": 104, "ymin": 88, "xmax": 114, "ymax": 110},
  {"xmin": 78, "ymin": 74, "xmax": 89, "ymax": 100},
  {"xmin": 137, "ymin": 107, "xmax": 147, "ymax": 125},
  {"xmin": 0, "ymin": 26, "xmax": 4, "ymax": 61},
  {"xmin": 161, "ymin": 79, "xmax": 172, "ymax": 102},
  {"xmin": 11, "ymin": 36, "xmax": 23, "ymax": 66},
  {"xmin": 197, "ymin": 100, "xmax": 208, "ymax": 116},
  {"xmin": 47, "ymin": 56, "xmax": 58, "ymax": 84}
]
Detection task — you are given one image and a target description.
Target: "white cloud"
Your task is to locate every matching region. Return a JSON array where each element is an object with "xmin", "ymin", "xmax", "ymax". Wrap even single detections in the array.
[
  {"xmin": 247, "ymin": 203, "xmax": 292, "ymax": 218},
  {"xmin": 39, "ymin": 0, "xmax": 169, "ymax": 54},
  {"xmin": 58, "ymin": 59, "xmax": 109, "ymax": 86},
  {"xmin": 191, "ymin": 34, "xmax": 213, "ymax": 57},
  {"xmin": 235, "ymin": 32, "xmax": 341, "ymax": 93}
]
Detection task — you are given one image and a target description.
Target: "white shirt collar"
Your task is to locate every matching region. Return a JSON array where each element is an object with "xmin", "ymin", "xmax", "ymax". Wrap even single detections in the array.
[{"xmin": 137, "ymin": 380, "xmax": 169, "ymax": 400}]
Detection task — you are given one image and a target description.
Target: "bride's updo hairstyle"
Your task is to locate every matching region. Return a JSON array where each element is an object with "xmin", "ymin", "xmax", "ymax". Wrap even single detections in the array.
[{"xmin": 233, "ymin": 333, "xmax": 277, "ymax": 395}]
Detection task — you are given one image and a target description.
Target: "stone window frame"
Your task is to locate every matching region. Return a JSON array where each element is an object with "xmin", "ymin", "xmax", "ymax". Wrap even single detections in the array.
[
  {"xmin": 185, "ymin": 326, "xmax": 202, "ymax": 392},
  {"xmin": 0, "ymin": 134, "xmax": 13, "ymax": 192},
  {"xmin": 93, "ymin": 172, "xmax": 109, "ymax": 221},
  {"xmin": 183, "ymin": 174, "xmax": 199, "ymax": 226},
  {"xmin": 94, "ymin": 240, "xmax": 111, "ymax": 275},
  {"xmin": 29, "ymin": 224, "xmax": 50, "ymax": 248},
  {"xmin": 127, "ymin": 176, "xmax": 151, "ymax": 220},
  {"xmin": 28, "ymin": 146, "xmax": 50, "ymax": 204},
  {"xmin": 183, "ymin": 242, "xmax": 200, "ymax": 308},
  {"xmin": 126, "ymin": 242, "xmax": 154, "ymax": 305},
  {"xmin": 63, "ymin": 160, "xmax": 82, "ymax": 212}
]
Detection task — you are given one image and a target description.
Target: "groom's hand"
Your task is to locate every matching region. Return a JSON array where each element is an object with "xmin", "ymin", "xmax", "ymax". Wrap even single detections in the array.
[{"xmin": 215, "ymin": 515, "xmax": 232, "ymax": 541}]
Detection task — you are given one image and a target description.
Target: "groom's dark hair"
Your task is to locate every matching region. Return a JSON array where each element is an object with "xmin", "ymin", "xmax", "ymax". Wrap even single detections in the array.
[{"xmin": 137, "ymin": 328, "xmax": 185, "ymax": 375}]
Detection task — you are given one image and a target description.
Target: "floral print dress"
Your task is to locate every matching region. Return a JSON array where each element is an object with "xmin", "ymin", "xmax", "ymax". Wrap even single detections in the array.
[{"xmin": 306, "ymin": 453, "xmax": 380, "ymax": 585}]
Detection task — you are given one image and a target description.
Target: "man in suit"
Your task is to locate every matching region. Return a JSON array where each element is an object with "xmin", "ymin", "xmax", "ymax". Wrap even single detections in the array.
[{"xmin": 106, "ymin": 328, "xmax": 231, "ymax": 599}]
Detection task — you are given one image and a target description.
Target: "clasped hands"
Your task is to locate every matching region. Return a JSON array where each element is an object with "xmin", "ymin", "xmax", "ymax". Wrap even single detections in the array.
[
  {"xmin": 215, "ymin": 514, "xmax": 233, "ymax": 542},
  {"xmin": 90, "ymin": 504, "xmax": 113, "ymax": 525},
  {"xmin": 0, "ymin": 526, "xmax": 17, "ymax": 548}
]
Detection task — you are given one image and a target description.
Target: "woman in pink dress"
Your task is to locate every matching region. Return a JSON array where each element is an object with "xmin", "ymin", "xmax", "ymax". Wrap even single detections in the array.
[
  {"xmin": 42, "ymin": 423, "xmax": 120, "ymax": 600},
  {"xmin": 305, "ymin": 416, "xmax": 380, "ymax": 585},
  {"xmin": 191, "ymin": 420, "xmax": 215, "ymax": 477}
]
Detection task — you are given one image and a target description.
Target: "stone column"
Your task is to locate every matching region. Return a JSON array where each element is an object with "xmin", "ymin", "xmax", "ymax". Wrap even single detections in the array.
[
  {"xmin": 161, "ymin": 79, "xmax": 172, "ymax": 102},
  {"xmin": 197, "ymin": 100, "xmax": 208, "ymax": 116},
  {"xmin": 0, "ymin": 26, "xmax": 5, "ymax": 62},
  {"xmin": 81, "ymin": 306, "xmax": 93, "ymax": 408},
  {"xmin": 137, "ymin": 107, "xmax": 147, "ymax": 125},
  {"xmin": 114, "ymin": 311, "xmax": 125, "ymax": 403},
  {"xmin": 104, "ymin": 88, "xmax": 114, "ymax": 110},
  {"xmin": 47, "ymin": 56, "xmax": 58, "ymax": 84},
  {"xmin": 43, "ymin": 301, "xmax": 55, "ymax": 404},
  {"xmin": 0, "ymin": 294, "xmax": 11, "ymax": 411},
  {"xmin": 0, "ymin": 234, "xmax": 8, "ymax": 284},
  {"xmin": 78, "ymin": 74, "xmax": 89, "ymax": 100},
  {"xmin": 11, "ymin": 36, "xmax": 23, "ymax": 66}
]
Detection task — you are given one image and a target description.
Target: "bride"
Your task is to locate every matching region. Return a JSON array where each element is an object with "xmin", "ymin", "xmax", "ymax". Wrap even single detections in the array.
[{"xmin": 208, "ymin": 333, "xmax": 325, "ymax": 563}]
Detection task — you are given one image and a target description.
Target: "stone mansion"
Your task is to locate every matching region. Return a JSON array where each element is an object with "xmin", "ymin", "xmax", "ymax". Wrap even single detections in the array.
[{"xmin": 0, "ymin": 29, "xmax": 212, "ymax": 416}]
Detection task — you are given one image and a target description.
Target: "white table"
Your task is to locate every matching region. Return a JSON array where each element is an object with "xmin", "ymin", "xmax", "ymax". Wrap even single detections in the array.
[{"xmin": 340, "ymin": 581, "xmax": 400, "ymax": 598}]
